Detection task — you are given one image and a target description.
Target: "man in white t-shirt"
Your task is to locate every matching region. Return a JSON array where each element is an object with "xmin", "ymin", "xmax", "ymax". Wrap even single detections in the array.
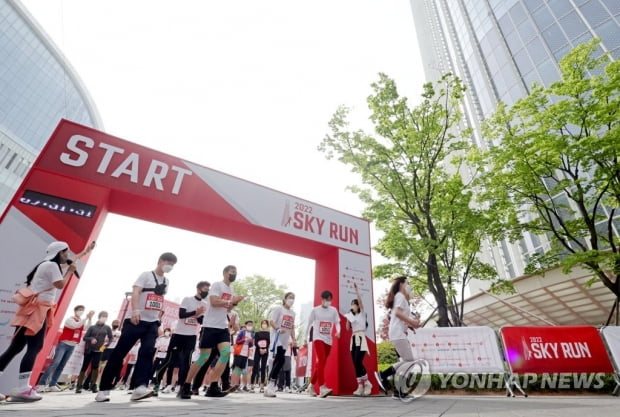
[
  {"xmin": 304, "ymin": 290, "xmax": 340, "ymax": 398},
  {"xmin": 96, "ymin": 252, "xmax": 177, "ymax": 403},
  {"xmin": 154, "ymin": 280, "xmax": 209, "ymax": 396},
  {"xmin": 180, "ymin": 265, "xmax": 244, "ymax": 399}
]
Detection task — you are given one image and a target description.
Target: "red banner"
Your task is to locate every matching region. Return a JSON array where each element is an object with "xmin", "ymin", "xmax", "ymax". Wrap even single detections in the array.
[
  {"xmin": 296, "ymin": 345, "xmax": 308, "ymax": 377},
  {"xmin": 500, "ymin": 326, "xmax": 614, "ymax": 373}
]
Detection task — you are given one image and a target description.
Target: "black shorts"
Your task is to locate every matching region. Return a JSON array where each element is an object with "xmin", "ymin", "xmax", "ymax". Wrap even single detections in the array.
[
  {"xmin": 233, "ymin": 355, "xmax": 248, "ymax": 370},
  {"xmin": 247, "ymin": 359, "xmax": 254, "ymax": 367},
  {"xmin": 101, "ymin": 348, "xmax": 114, "ymax": 362},
  {"xmin": 199, "ymin": 327, "xmax": 230, "ymax": 349}
]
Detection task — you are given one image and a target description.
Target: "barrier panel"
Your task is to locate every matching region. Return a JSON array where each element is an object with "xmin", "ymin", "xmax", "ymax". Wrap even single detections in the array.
[
  {"xmin": 599, "ymin": 326, "xmax": 620, "ymax": 395},
  {"xmin": 408, "ymin": 326, "xmax": 504, "ymax": 373},
  {"xmin": 406, "ymin": 326, "xmax": 524, "ymax": 396},
  {"xmin": 500, "ymin": 326, "xmax": 614, "ymax": 374}
]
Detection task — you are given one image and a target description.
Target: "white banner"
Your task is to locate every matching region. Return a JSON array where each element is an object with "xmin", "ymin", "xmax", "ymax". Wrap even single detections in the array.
[
  {"xmin": 600, "ymin": 326, "xmax": 620, "ymax": 372},
  {"xmin": 62, "ymin": 341, "xmax": 86, "ymax": 376},
  {"xmin": 338, "ymin": 249, "xmax": 374, "ymax": 342},
  {"xmin": 407, "ymin": 326, "xmax": 505, "ymax": 373},
  {"xmin": 186, "ymin": 162, "xmax": 371, "ymax": 254}
]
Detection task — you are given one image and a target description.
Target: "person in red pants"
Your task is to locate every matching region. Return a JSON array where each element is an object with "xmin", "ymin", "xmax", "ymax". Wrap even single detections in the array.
[{"xmin": 304, "ymin": 290, "xmax": 340, "ymax": 398}]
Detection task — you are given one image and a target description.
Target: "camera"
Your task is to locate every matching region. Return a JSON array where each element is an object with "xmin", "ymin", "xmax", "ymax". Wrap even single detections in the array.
[{"xmin": 153, "ymin": 283, "xmax": 167, "ymax": 295}]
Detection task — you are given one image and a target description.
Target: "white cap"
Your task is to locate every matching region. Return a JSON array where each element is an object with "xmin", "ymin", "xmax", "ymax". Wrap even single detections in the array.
[{"xmin": 44, "ymin": 241, "xmax": 69, "ymax": 260}]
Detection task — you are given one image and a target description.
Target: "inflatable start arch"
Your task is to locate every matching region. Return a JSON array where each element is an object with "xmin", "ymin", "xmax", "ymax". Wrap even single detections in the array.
[{"xmin": 0, "ymin": 120, "xmax": 376, "ymax": 395}]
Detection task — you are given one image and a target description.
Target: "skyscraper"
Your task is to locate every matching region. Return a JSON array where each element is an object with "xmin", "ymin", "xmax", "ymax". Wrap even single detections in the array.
[
  {"xmin": 0, "ymin": 0, "xmax": 102, "ymax": 212},
  {"xmin": 412, "ymin": 0, "xmax": 619, "ymax": 281},
  {"xmin": 410, "ymin": 0, "xmax": 620, "ymax": 325}
]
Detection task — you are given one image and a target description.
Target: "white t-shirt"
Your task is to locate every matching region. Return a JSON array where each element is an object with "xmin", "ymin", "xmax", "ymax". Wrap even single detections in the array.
[
  {"xmin": 389, "ymin": 292, "xmax": 410, "ymax": 341},
  {"xmin": 133, "ymin": 271, "xmax": 168, "ymax": 322},
  {"xmin": 176, "ymin": 296, "xmax": 207, "ymax": 336},
  {"xmin": 107, "ymin": 329, "xmax": 122, "ymax": 349},
  {"xmin": 203, "ymin": 281, "xmax": 233, "ymax": 329},
  {"xmin": 270, "ymin": 306, "xmax": 296, "ymax": 349},
  {"xmin": 306, "ymin": 305, "xmax": 340, "ymax": 346},
  {"xmin": 29, "ymin": 261, "xmax": 64, "ymax": 302},
  {"xmin": 155, "ymin": 336, "xmax": 171, "ymax": 358},
  {"xmin": 345, "ymin": 310, "xmax": 367, "ymax": 333}
]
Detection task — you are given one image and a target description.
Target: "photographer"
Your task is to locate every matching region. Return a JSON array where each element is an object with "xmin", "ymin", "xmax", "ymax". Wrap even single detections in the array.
[{"xmin": 95, "ymin": 252, "xmax": 177, "ymax": 403}]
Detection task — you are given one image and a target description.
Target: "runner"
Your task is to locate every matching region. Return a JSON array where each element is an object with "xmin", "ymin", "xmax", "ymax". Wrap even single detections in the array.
[
  {"xmin": 179, "ymin": 265, "xmax": 244, "ymax": 399},
  {"xmin": 345, "ymin": 283, "xmax": 372, "ymax": 396},
  {"xmin": 374, "ymin": 275, "xmax": 420, "ymax": 399},
  {"xmin": 95, "ymin": 252, "xmax": 177, "ymax": 402},
  {"xmin": 263, "ymin": 292, "xmax": 296, "ymax": 398},
  {"xmin": 153, "ymin": 281, "xmax": 209, "ymax": 397},
  {"xmin": 304, "ymin": 290, "xmax": 340, "ymax": 398}
]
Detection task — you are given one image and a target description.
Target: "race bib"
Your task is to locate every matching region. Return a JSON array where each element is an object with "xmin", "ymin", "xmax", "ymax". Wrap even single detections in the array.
[
  {"xmin": 145, "ymin": 293, "xmax": 164, "ymax": 311},
  {"xmin": 184, "ymin": 317, "xmax": 198, "ymax": 326},
  {"xmin": 258, "ymin": 340, "xmax": 267, "ymax": 348},
  {"xmin": 319, "ymin": 321, "xmax": 332, "ymax": 335},
  {"xmin": 281, "ymin": 314, "xmax": 294, "ymax": 329}
]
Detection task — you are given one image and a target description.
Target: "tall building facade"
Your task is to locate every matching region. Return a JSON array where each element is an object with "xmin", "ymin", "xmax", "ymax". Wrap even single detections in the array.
[
  {"xmin": 0, "ymin": 0, "xmax": 102, "ymax": 212},
  {"xmin": 411, "ymin": 0, "xmax": 620, "ymax": 286}
]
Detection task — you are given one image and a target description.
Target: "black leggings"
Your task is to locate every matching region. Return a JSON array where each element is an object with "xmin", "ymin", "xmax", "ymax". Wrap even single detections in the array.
[
  {"xmin": 251, "ymin": 352, "xmax": 268, "ymax": 384},
  {"xmin": 268, "ymin": 346, "xmax": 286, "ymax": 381},
  {"xmin": 0, "ymin": 321, "xmax": 46, "ymax": 373},
  {"xmin": 351, "ymin": 344, "xmax": 367, "ymax": 378}
]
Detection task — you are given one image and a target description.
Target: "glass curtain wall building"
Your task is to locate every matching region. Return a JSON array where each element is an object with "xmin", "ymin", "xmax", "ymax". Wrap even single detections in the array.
[
  {"xmin": 410, "ymin": 0, "xmax": 620, "ymax": 288},
  {"xmin": 0, "ymin": 0, "xmax": 102, "ymax": 212}
]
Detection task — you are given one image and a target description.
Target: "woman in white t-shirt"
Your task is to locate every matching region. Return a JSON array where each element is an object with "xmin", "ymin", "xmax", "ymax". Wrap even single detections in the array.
[
  {"xmin": 345, "ymin": 283, "xmax": 372, "ymax": 396},
  {"xmin": 374, "ymin": 275, "xmax": 420, "ymax": 399},
  {"xmin": 0, "ymin": 241, "xmax": 88, "ymax": 402}
]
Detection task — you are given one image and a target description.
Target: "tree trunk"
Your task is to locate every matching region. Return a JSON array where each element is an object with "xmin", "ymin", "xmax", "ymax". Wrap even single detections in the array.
[{"xmin": 427, "ymin": 253, "xmax": 451, "ymax": 327}]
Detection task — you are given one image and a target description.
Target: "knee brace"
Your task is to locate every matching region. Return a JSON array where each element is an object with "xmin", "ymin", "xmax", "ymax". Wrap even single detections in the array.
[
  {"xmin": 218, "ymin": 346, "xmax": 231, "ymax": 363},
  {"xmin": 232, "ymin": 367, "xmax": 243, "ymax": 375},
  {"xmin": 195, "ymin": 349, "xmax": 211, "ymax": 366}
]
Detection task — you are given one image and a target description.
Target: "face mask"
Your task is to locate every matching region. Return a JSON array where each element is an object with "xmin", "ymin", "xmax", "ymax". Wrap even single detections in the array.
[
  {"xmin": 200, "ymin": 290, "xmax": 209, "ymax": 299},
  {"xmin": 228, "ymin": 273, "xmax": 237, "ymax": 282},
  {"xmin": 99, "ymin": 317, "xmax": 108, "ymax": 324},
  {"xmin": 285, "ymin": 298, "xmax": 294, "ymax": 307},
  {"xmin": 164, "ymin": 332, "xmax": 171, "ymax": 337},
  {"xmin": 162, "ymin": 264, "xmax": 174, "ymax": 273},
  {"xmin": 246, "ymin": 326, "xmax": 253, "ymax": 332},
  {"xmin": 322, "ymin": 300, "xmax": 331, "ymax": 308},
  {"xmin": 75, "ymin": 310, "xmax": 84, "ymax": 317},
  {"xmin": 112, "ymin": 324, "xmax": 119, "ymax": 330},
  {"xmin": 405, "ymin": 285, "xmax": 413, "ymax": 297}
]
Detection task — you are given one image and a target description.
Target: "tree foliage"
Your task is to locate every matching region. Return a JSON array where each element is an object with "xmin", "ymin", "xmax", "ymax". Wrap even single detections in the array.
[
  {"xmin": 320, "ymin": 73, "xmax": 509, "ymax": 327},
  {"xmin": 474, "ymin": 39, "xmax": 620, "ymax": 298},
  {"xmin": 232, "ymin": 274, "xmax": 288, "ymax": 325}
]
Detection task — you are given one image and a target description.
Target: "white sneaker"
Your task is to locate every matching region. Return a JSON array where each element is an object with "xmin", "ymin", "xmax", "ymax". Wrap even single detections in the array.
[
  {"xmin": 262, "ymin": 383, "xmax": 276, "ymax": 398},
  {"xmin": 95, "ymin": 390, "xmax": 110, "ymax": 402},
  {"xmin": 319, "ymin": 385, "xmax": 332, "ymax": 398},
  {"xmin": 306, "ymin": 383, "xmax": 316, "ymax": 397},
  {"xmin": 9, "ymin": 387, "xmax": 42, "ymax": 402},
  {"xmin": 162, "ymin": 385, "xmax": 173, "ymax": 394},
  {"xmin": 48, "ymin": 385, "xmax": 62, "ymax": 392},
  {"xmin": 363, "ymin": 380, "xmax": 372, "ymax": 396},
  {"xmin": 353, "ymin": 384, "xmax": 364, "ymax": 396},
  {"xmin": 130, "ymin": 385, "xmax": 153, "ymax": 401}
]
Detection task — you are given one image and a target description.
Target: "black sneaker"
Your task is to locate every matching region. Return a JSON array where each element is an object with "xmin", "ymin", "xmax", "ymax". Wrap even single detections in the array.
[
  {"xmin": 374, "ymin": 371, "xmax": 388, "ymax": 395},
  {"xmin": 90, "ymin": 385, "xmax": 98, "ymax": 393},
  {"xmin": 205, "ymin": 386, "xmax": 228, "ymax": 398},
  {"xmin": 179, "ymin": 384, "xmax": 192, "ymax": 400}
]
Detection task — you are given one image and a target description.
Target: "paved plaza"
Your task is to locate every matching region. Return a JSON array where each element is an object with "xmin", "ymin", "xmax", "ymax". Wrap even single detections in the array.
[{"xmin": 0, "ymin": 390, "xmax": 618, "ymax": 417}]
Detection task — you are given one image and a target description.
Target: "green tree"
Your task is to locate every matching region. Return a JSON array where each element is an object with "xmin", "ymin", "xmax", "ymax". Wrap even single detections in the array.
[
  {"xmin": 376, "ymin": 340, "xmax": 398, "ymax": 369},
  {"xmin": 320, "ymin": 73, "xmax": 509, "ymax": 327},
  {"xmin": 232, "ymin": 274, "xmax": 288, "ymax": 325},
  {"xmin": 474, "ymin": 39, "xmax": 620, "ymax": 303}
]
